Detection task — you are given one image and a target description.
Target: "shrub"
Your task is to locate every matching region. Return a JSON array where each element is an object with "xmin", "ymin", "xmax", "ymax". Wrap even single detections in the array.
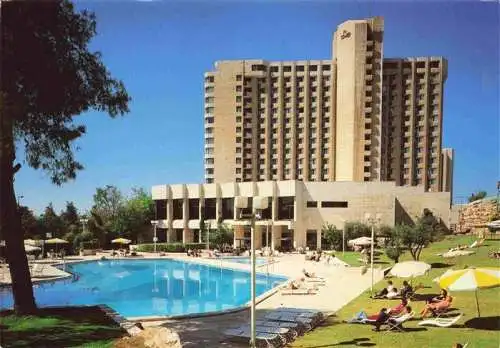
[{"xmin": 136, "ymin": 243, "xmax": 206, "ymax": 253}]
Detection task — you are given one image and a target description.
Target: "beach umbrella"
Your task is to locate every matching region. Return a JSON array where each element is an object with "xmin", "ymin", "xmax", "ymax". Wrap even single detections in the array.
[
  {"xmin": 24, "ymin": 239, "xmax": 41, "ymax": 246},
  {"xmin": 390, "ymin": 261, "xmax": 431, "ymax": 278},
  {"xmin": 24, "ymin": 245, "xmax": 41, "ymax": 253},
  {"xmin": 45, "ymin": 238, "xmax": 68, "ymax": 255},
  {"xmin": 348, "ymin": 236, "xmax": 372, "ymax": 247},
  {"xmin": 111, "ymin": 238, "xmax": 131, "ymax": 244},
  {"xmin": 442, "ymin": 250, "xmax": 476, "ymax": 258},
  {"xmin": 45, "ymin": 238, "xmax": 68, "ymax": 244},
  {"xmin": 436, "ymin": 267, "xmax": 500, "ymax": 316}
]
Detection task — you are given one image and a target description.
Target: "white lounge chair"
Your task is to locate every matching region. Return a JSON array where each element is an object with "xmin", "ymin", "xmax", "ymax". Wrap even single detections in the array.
[
  {"xmin": 384, "ymin": 312, "xmax": 415, "ymax": 332},
  {"xmin": 281, "ymin": 288, "xmax": 318, "ymax": 295},
  {"xmin": 223, "ymin": 328, "xmax": 284, "ymax": 347},
  {"xmin": 30, "ymin": 263, "xmax": 45, "ymax": 277},
  {"xmin": 417, "ymin": 314, "xmax": 463, "ymax": 328}
]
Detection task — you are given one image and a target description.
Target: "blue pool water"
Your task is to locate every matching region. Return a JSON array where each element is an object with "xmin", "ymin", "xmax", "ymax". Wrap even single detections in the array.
[
  {"xmin": 0, "ymin": 259, "xmax": 286, "ymax": 318},
  {"xmin": 221, "ymin": 257, "xmax": 268, "ymax": 265}
]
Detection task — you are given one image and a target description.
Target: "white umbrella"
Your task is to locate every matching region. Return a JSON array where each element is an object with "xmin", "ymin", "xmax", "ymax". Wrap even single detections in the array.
[
  {"xmin": 348, "ymin": 236, "xmax": 373, "ymax": 246},
  {"xmin": 442, "ymin": 250, "xmax": 475, "ymax": 258},
  {"xmin": 24, "ymin": 245, "xmax": 41, "ymax": 253},
  {"xmin": 390, "ymin": 261, "xmax": 431, "ymax": 278},
  {"xmin": 24, "ymin": 239, "xmax": 41, "ymax": 246}
]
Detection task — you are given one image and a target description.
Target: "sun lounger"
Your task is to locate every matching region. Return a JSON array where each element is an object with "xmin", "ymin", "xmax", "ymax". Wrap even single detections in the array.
[
  {"xmin": 255, "ymin": 320, "xmax": 305, "ymax": 336},
  {"xmin": 274, "ymin": 308, "xmax": 323, "ymax": 320},
  {"xmin": 223, "ymin": 328, "xmax": 284, "ymax": 347},
  {"xmin": 231, "ymin": 324, "xmax": 297, "ymax": 341},
  {"xmin": 264, "ymin": 312, "xmax": 317, "ymax": 330},
  {"xmin": 384, "ymin": 312, "xmax": 415, "ymax": 333},
  {"xmin": 417, "ymin": 314, "xmax": 463, "ymax": 328},
  {"xmin": 30, "ymin": 263, "xmax": 45, "ymax": 277},
  {"xmin": 281, "ymin": 288, "xmax": 318, "ymax": 295}
]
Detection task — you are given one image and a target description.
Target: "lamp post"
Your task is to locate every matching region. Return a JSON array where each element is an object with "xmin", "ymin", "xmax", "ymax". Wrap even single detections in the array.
[
  {"xmin": 80, "ymin": 217, "xmax": 88, "ymax": 234},
  {"xmin": 496, "ymin": 181, "xmax": 500, "ymax": 213},
  {"xmin": 364, "ymin": 212, "xmax": 382, "ymax": 296},
  {"xmin": 235, "ymin": 196, "xmax": 268, "ymax": 348},
  {"xmin": 151, "ymin": 220, "xmax": 159, "ymax": 253}
]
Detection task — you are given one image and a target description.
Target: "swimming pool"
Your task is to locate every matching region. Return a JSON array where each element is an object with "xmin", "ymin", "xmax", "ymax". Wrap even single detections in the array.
[
  {"xmin": 221, "ymin": 257, "xmax": 268, "ymax": 265},
  {"xmin": 0, "ymin": 259, "xmax": 286, "ymax": 318}
]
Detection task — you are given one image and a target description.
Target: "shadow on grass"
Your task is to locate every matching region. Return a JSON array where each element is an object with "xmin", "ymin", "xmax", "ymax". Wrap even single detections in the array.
[
  {"xmin": 464, "ymin": 316, "xmax": 500, "ymax": 331},
  {"xmin": 297, "ymin": 337, "xmax": 376, "ymax": 347},
  {"xmin": 430, "ymin": 262, "xmax": 451, "ymax": 269},
  {"xmin": 0, "ymin": 306, "xmax": 124, "ymax": 348}
]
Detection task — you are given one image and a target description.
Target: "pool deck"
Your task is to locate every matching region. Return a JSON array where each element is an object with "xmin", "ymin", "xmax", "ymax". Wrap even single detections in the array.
[{"xmin": 1, "ymin": 252, "xmax": 384, "ymax": 347}]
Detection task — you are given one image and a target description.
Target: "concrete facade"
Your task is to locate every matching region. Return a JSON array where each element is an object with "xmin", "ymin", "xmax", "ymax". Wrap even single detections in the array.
[
  {"xmin": 152, "ymin": 181, "xmax": 451, "ymax": 250},
  {"xmin": 204, "ymin": 16, "xmax": 453, "ymax": 194}
]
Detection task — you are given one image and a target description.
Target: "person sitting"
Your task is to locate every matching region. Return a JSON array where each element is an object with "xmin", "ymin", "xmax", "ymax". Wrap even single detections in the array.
[
  {"xmin": 387, "ymin": 298, "xmax": 408, "ymax": 316},
  {"xmin": 400, "ymin": 281, "xmax": 414, "ymax": 298},
  {"xmin": 373, "ymin": 280, "xmax": 395, "ymax": 298},
  {"xmin": 315, "ymin": 250, "xmax": 322, "ymax": 262},
  {"xmin": 420, "ymin": 294, "xmax": 453, "ymax": 318},
  {"xmin": 431, "ymin": 289, "xmax": 448, "ymax": 303},
  {"xmin": 386, "ymin": 306, "xmax": 412, "ymax": 330},
  {"xmin": 386, "ymin": 287, "xmax": 401, "ymax": 299}
]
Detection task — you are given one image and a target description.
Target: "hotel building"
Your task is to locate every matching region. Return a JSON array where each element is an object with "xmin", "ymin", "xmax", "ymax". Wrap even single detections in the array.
[
  {"xmin": 152, "ymin": 17, "xmax": 454, "ymax": 250},
  {"xmin": 151, "ymin": 181, "xmax": 451, "ymax": 250},
  {"xmin": 203, "ymin": 17, "xmax": 452, "ymax": 193}
]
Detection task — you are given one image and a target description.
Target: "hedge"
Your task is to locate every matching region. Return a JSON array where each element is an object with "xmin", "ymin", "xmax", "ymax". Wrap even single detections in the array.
[{"xmin": 136, "ymin": 243, "xmax": 207, "ymax": 253}]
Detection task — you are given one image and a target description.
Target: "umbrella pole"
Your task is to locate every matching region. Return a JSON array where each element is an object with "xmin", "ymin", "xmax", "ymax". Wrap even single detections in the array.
[{"xmin": 475, "ymin": 290, "xmax": 481, "ymax": 317}]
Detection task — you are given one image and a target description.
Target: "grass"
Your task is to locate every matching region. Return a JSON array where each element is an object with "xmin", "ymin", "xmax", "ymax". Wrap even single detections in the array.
[
  {"xmin": 334, "ymin": 250, "xmax": 392, "ymax": 267},
  {"xmin": 0, "ymin": 306, "xmax": 125, "ymax": 348},
  {"xmin": 292, "ymin": 235, "xmax": 500, "ymax": 348}
]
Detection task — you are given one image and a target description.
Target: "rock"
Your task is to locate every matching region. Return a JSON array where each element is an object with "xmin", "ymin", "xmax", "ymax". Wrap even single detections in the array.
[
  {"xmin": 114, "ymin": 326, "xmax": 182, "ymax": 348},
  {"xmin": 457, "ymin": 199, "xmax": 498, "ymax": 234}
]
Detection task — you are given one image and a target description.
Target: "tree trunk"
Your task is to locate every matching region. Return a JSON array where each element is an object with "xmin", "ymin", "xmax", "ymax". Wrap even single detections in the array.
[{"xmin": 0, "ymin": 112, "xmax": 37, "ymax": 314}]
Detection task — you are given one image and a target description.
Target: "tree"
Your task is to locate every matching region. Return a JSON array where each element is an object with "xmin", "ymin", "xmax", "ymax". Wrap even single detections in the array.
[
  {"xmin": 116, "ymin": 188, "xmax": 154, "ymax": 242},
  {"xmin": 344, "ymin": 221, "xmax": 371, "ymax": 240},
  {"xmin": 210, "ymin": 223, "xmax": 233, "ymax": 250},
  {"xmin": 91, "ymin": 185, "xmax": 124, "ymax": 239},
  {"xmin": 60, "ymin": 202, "xmax": 80, "ymax": 230},
  {"xmin": 321, "ymin": 223, "xmax": 342, "ymax": 250},
  {"xmin": 18, "ymin": 206, "xmax": 40, "ymax": 239},
  {"xmin": 468, "ymin": 191, "xmax": 487, "ymax": 202},
  {"xmin": 1, "ymin": 1, "xmax": 130, "ymax": 313},
  {"xmin": 384, "ymin": 225, "xmax": 406, "ymax": 263},
  {"xmin": 39, "ymin": 204, "xmax": 64, "ymax": 238},
  {"xmin": 400, "ymin": 209, "xmax": 444, "ymax": 260}
]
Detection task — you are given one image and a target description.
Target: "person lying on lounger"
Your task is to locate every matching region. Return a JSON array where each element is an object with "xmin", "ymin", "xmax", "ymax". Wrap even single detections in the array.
[
  {"xmin": 372, "ymin": 280, "xmax": 395, "ymax": 298},
  {"xmin": 400, "ymin": 281, "xmax": 414, "ymax": 298},
  {"xmin": 387, "ymin": 298, "xmax": 409, "ymax": 316},
  {"xmin": 420, "ymin": 294, "xmax": 453, "ymax": 318},
  {"xmin": 347, "ymin": 308, "xmax": 390, "ymax": 331},
  {"xmin": 285, "ymin": 278, "xmax": 318, "ymax": 293}
]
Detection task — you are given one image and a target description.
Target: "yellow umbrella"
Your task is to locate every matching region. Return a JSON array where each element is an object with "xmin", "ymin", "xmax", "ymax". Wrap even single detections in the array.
[
  {"xmin": 111, "ymin": 238, "xmax": 131, "ymax": 244},
  {"xmin": 436, "ymin": 267, "xmax": 500, "ymax": 316},
  {"xmin": 45, "ymin": 238, "xmax": 68, "ymax": 244}
]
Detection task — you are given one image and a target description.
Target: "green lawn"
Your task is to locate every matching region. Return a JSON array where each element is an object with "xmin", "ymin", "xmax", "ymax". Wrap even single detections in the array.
[
  {"xmin": 0, "ymin": 306, "xmax": 125, "ymax": 348},
  {"xmin": 334, "ymin": 250, "xmax": 392, "ymax": 267},
  {"xmin": 293, "ymin": 235, "xmax": 500, "ymax": 348}
]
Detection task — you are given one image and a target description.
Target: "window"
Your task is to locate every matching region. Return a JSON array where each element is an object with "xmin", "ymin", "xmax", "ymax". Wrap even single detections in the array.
[
  {"xmin": 283, "ymin": 66, "xmax": 292, "ymax": 72},
  {"xmin": 236, "ymin": 75, "xmax": 242, "ymax": 81},
  {"xmin": 309, "ymin": 65, "xmax": 318, "ymax": 71},
  {"xmin": 270, "ymin": 66, "xmax": 279, "ymax": 72},
  {"xmin": 322, "ymin": 65, "xmax": 330, "ymax": 71},
  {"xmin": 296, "ymin": 65, "xmax": 305, "ymax": 72},
  {"xmin": 321, "ymin": 201, "xmax": 348, "ymax": 208}
]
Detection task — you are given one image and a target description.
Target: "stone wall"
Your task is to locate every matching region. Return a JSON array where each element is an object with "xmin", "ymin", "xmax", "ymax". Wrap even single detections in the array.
[{"xmin": 457, "ymin": 198, "xmax": 498, "ymax": 234}]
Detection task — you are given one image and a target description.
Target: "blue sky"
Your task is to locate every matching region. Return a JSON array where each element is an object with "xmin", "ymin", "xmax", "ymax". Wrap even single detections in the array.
[{"xmin": 15, "ymin": 0, "xmax": 499, "ymax": 214}]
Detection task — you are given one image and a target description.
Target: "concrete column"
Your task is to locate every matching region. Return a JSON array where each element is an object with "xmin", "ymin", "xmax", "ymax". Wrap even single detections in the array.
[
  {"xmin": 254, "ymin": 225, "xmax": 263, "ymax": 250},
  {"xmin": 167, "ymin": 199, "xmax": 173, "ymax": 243},
  {"xmin": 182, "ymin": 196, "xmax": 188, "ymax": 244},
  {"xmin": 317, "ymin": 230, "xmax": 322, "ymax": 250}
]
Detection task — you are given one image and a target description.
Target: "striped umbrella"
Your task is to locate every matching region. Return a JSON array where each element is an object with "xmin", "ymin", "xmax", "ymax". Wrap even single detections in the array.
[{"xmin": 436, "ymin": 267, "xmax": 500, "ymax": 316}]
